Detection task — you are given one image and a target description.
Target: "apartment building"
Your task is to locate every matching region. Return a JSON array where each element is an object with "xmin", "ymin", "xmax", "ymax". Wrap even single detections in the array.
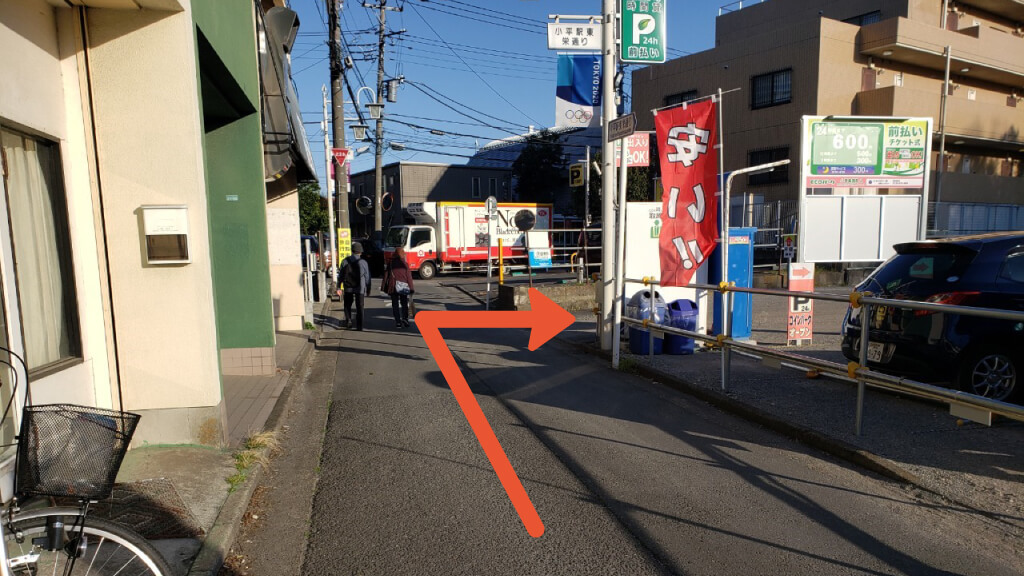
[{"xmin": 632, "ymin": 0, "xmax": 1023, "ymax": 219}]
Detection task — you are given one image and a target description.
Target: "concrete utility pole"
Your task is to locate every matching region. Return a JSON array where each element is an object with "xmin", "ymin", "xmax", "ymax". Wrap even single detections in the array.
[
  {"xmin": 363, "ymin": 0, "xmax": 402, "ymax": 239},
  {"xmin": 599, "ymin": 0, "xmax": 618, "ymax": 351},
  {"xmin": 328, "ymin": 0, "xmax": 348, "ymax": 271}
]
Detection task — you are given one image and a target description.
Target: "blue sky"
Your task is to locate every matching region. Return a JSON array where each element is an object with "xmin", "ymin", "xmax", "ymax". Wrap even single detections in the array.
[{"xmin": 289, "ymin": 0, "xmax": 724, "ymax": 191}]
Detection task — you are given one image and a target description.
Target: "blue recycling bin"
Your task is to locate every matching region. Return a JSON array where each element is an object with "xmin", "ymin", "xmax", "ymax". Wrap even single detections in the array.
[
  {"xmin": 626, "ymin": 290, "xmax": 666, "ymax": 355},
  {"xmin": 664, "ymin": 299, "xmax": 698, "ymax": 355}
]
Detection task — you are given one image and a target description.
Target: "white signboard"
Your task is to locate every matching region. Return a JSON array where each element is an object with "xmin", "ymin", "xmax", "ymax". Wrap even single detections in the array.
[
  {"xmin": 799, "ymin": 115, "xmax": 931, "ymax": 263},
  {"xmin": 615, "ymin": 132, "xmax": 651, "ymax": 167},
  {"xmin": 547, "ymin": 21, "xmax": 600, "ymax": 50},
  {"xmin": 625, "ymin": 202, "xmax": 708, "ymax": 335}
]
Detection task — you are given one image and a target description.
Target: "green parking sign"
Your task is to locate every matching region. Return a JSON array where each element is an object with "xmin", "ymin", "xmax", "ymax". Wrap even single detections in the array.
[{"xmin": 621, "ymin": 0, "xmax": 666, "ymax": 64}]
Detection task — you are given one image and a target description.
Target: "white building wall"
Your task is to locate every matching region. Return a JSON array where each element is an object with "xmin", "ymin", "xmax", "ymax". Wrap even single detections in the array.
[
  {"xmin": 0, "ymin": 1, "xmax": 112, "ymax": 408},
  {"xmin": 267, "ymin": 192, "xmax": 306, "ymax": 331},
  {"xmin": 84, "ymin": 7, "xmax": 223, "ymax": 432}
]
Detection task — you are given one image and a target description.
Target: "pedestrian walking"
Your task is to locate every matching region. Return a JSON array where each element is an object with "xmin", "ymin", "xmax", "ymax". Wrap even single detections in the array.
[
  {"xmin": 338, "ymin": 242, "xmax": 371, "ymax": 330},
  {"xmin": 381, "ymin": 246, "xmax": 415, "ymax": 328}
]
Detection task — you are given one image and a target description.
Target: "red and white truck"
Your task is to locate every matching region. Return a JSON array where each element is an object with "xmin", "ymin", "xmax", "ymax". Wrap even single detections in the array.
[{"xmin": 384, "ymin": 201, "xmax": 553, "ymax": 279}]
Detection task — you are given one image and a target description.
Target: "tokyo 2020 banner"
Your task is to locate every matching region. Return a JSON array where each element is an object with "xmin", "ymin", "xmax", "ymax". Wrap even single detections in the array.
[
  {"xmin": 555, "ymin": 54, "xmax": 601, "ymax": 128},
  {"xmin": 655, "ymin": 99, "xmax": 719, "ymax": 287}
]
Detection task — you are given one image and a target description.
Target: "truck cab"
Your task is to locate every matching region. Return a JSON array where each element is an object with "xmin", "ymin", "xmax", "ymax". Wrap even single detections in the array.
[{"xmin": 385, "ymin": 225, "xmax": 438, "ymax": 279}]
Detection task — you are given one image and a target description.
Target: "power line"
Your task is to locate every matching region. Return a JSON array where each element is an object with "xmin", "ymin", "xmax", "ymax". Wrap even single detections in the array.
[
  {"xmin": 408, "ymin": 3, "xmax": 543, "ymax": 127},
  {"xmin": 398, "ymin": 58, "xmax": 549, "ymax": 82},
  {"xmin": 431, "ymin": 0, "xmax": 540, "ymax": 27},
  {"xmin": 413, "ymin": 2, "xmax": 544, "ymax": 35}
]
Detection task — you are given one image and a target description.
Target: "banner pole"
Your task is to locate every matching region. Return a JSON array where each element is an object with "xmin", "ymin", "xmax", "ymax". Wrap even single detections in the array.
[
  {"xmin": 612, "ymin": 136, "xmax": 629, "ymax": 369},
  {"xmin": 717, "ymin": 88, "xmax": 731, "ymax": 390}
]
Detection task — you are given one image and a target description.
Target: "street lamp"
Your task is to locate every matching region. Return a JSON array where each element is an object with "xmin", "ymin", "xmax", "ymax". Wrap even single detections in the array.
[
  {"xmin": 351, "ymin": 124, "xmax": 368, "ymax": 141},
  {"xmin": 367, "ymin": 103, "xmax": 384, "ymax": 120}
]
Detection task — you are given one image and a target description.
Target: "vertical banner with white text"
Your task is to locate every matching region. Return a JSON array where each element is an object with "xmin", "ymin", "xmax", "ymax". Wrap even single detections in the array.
[
  {"xmin": 555, "ymin": 54, "xmax": 601, "ymax": 128},
  {"xmin": 655, "ymin": 100, "xmax": 718, "ymax": 287}
]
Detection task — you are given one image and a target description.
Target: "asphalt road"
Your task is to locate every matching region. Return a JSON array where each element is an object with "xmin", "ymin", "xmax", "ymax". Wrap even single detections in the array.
[{"xmin": 227, "ymin": 278, "xmax": 1022, "ymax": 575}]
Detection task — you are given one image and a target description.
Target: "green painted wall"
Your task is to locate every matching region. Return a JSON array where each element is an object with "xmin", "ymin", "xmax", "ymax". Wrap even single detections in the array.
[{"xmin": 192, "ymin": 0, "xmax": 275, "ymax": 349}]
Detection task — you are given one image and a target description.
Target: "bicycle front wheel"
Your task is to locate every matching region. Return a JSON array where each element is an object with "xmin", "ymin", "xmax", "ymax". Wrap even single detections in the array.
[{"xmin": 4, "ymin": 511, "xmax": 174, "ymax": 576}]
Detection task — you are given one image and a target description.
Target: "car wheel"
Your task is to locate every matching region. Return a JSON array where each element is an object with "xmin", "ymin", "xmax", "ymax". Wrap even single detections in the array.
[
  {"xmin": 957, "ymin": 347, "xmax": 1020, "ymax": 402},
  {"xmin": 418, "ymin": 260, "xmax": 436, "ymax": 280}
]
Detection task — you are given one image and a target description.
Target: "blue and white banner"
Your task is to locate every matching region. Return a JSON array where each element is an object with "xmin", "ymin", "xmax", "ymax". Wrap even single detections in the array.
[{"xmin": 555, "ymin": 54, "xmax": 601, "ymax": 128}]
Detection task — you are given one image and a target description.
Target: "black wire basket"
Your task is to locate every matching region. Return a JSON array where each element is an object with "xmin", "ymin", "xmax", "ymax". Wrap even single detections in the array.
[{"xmin": 15, "ymin": 404, "xmax": 140, "ymax": 500}]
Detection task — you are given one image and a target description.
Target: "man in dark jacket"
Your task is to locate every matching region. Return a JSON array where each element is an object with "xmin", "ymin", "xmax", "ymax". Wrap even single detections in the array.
[{"xmin": 338, "ymin": 242, "xmax": 372, "ymax": 330}]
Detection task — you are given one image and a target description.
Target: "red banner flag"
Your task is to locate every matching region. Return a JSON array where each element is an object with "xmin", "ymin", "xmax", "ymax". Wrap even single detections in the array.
[{"xmin": 655, "ymin": 100, "xmax": 719, "ymax": 287}]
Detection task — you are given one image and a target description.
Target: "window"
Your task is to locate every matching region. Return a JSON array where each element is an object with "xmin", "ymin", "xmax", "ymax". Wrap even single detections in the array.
[
  {"xmin": 471, "ymin": 177, "xmax": 481, "ymax": 198},
  {"xmin": 409, "ymin": 229, "xmax": 432, "ymax": 249},
  {"xmin": 842, "ymin": 11, "xmax": 881, "ymax": 26},
  {"xmin": 665, "ymin": 90, "xmax": 698, "ymax": 107},
  {"xmin": 751, "ymin": 69, "xmax": 792, "ymax": 109},
  {"xmin": 1001, "ymin": 252, "xmax": 1024, "ymax": 283},
  {"xmin": 747, "ymin": 147, "xmax": 789, "ymax": 185},
  {"xmin": 0, "ymin": 127, "xmax": 81, "ymax": 371},
  {"xmin": 488, "ymin": 178, "xmax": 497, "ymax": 197}
]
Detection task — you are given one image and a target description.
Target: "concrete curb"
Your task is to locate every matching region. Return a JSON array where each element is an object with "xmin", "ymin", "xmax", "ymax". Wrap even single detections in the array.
[{"xmin": 186, "ymin": 299, "xmax": 328, "ymax": 576}]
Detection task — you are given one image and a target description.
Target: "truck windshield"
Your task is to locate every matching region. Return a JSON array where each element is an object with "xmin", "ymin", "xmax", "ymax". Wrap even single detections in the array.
[{"xmin": 385, "ymin": 227, "xmax": 408, "ymax": 248}]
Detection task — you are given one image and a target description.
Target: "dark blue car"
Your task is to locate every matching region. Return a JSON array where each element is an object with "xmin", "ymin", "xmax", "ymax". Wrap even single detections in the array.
[{"xmin": 841, "ymin": 232, "xmax": 1024, "ymax": 403}]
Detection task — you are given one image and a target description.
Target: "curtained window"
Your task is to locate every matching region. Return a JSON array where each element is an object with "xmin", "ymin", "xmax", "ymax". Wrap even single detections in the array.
[{"xmin": 1, "ymin": 127, "xmax": 80, "ymax": 372}]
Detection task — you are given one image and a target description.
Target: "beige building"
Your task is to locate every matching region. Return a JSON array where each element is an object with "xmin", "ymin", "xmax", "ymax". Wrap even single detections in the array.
[
  {"xmin": 632, "ymin": 0, "xmax": 1023, "ymax": 229},
  {"xmin": 0, "ymin": 0, "xmax": 312, "ymax": 467}
]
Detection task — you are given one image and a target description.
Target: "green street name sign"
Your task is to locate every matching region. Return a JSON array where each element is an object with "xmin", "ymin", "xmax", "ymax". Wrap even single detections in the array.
[{"xmin": 620, "ymin": 0, "xmax": 666, "ymax": 64}]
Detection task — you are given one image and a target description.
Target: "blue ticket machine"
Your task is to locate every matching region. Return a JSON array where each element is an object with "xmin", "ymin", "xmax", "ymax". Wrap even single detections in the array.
[{"xmin": 710, "ymin": 227, "xmax": 756, "ymax": 340}]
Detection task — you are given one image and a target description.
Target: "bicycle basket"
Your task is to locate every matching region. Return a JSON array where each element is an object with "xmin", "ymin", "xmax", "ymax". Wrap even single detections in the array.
[{"xmin": 15, "ymin": 404, "xmax": 140, "ymax": 500}]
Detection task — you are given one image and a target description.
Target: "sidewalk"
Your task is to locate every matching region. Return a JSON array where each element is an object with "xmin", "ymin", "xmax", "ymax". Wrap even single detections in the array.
[{"xmin": 112, "ymin": 301, "xmax": 326, "ymax": 576}]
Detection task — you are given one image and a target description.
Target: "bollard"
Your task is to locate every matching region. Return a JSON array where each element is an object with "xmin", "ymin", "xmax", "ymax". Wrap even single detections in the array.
[{"xmin": 498, "ymin": 239, "xmax": 504, "ymax": 285}]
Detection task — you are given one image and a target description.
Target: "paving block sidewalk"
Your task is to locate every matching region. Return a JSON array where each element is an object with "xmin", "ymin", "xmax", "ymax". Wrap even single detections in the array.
[{"xmin": 111, "ymin": 313, "xmax": 322, "ymax": 575}]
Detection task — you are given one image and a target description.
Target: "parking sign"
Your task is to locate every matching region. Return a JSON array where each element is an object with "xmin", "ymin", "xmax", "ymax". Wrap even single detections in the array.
[{"xmin": 620, "ymin": 0, "xmax": 666, "ymax": 64}]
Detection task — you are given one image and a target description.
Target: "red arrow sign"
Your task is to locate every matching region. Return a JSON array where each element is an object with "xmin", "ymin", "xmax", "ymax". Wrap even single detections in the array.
[
  {"xmin": 416, "ymin": 288, "xmax": 574, "ymax": 538},
  {"xmin": 792, "ymin": 266, "xmax": 812, "ymax": 278}
]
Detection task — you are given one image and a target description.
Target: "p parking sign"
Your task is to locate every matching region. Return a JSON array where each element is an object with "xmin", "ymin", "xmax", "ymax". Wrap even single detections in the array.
[{"xmin": 620, "ymin": 0, "xmax": 666, "ymax": 64}]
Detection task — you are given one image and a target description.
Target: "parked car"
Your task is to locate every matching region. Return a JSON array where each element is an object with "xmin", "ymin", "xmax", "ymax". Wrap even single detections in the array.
[
  {"xmin": 841, "ymin": 232, "xmax": 1024, "ymax": 403},
  {"xmin": 354, "ymin": 237, "xmax": 386, "ymax": 277}
]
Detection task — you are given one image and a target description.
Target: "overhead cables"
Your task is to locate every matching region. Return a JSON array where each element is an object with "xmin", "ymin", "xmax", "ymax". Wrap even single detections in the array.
[{"xmin": 408, "ymin": 2, "xmax": 544, "ymax": 126}]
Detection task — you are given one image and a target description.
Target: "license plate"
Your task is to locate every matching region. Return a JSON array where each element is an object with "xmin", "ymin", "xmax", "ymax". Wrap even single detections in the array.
[{"xmin": 866, "ymin": 342, "xmax": 887, "ymax": 363}]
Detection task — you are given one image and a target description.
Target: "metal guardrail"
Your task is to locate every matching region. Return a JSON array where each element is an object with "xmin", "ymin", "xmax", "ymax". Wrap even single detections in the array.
[{"xmin": 620, "ymin": 276, "xmax": 1024, "ymax": 435}]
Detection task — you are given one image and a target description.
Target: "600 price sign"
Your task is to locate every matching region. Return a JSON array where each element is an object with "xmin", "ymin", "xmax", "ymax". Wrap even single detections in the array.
[{"xmin": 810, "ymin": 123, "xmax": 882, "ymax": 175}]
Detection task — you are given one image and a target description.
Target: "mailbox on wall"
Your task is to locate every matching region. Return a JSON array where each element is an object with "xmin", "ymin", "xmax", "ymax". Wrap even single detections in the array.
[{"xmin": 141, "ymin": 205, "xmax": 190, "ymax": 265}]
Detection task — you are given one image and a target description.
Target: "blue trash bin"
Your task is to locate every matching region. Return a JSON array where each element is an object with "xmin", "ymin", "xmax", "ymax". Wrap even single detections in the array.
[
  {"xmin": 626, "ymin": 290, "xmax": 666, "ymax": 355},
  {"xmin": 664, "ymin": 299, "xmax": 698, "ymax": 355}
]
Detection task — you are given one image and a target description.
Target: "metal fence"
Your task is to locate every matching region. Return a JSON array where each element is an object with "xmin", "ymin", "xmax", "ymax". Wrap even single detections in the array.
[
  {"xmin": 928, "ymin": 201, "xmax": 1024, "ymax": 237},
  {"xmin": 620, "ymin": 277, "xmax": 1024, "ymax": 435}
]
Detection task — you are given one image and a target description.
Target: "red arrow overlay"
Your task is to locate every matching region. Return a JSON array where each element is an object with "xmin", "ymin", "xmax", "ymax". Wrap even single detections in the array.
[{"xmin": 416, "ymin": 288, "xmax": 575, "ymax": 538}]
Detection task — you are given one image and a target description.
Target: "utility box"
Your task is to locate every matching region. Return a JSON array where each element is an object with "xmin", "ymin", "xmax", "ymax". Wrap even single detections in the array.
[{"xmin": 710, "ymin": 227, "xmax": 756, "ymax": 340}]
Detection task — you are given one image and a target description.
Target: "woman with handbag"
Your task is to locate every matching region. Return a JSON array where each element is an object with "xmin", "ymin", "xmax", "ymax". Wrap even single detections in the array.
[{"xmin": 381, "ymin": 246, "xmax": 415, "ymax": 328}]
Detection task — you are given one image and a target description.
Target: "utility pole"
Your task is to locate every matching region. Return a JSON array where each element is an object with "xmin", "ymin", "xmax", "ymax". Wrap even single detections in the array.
[
  {"xmin": 364, "ymin": 0, "xmax": 402, "ymax": 240},
  {"xmin": 599, "ymin": 0, "xmax": 618, "ymax": 351},
  {"xmin": 328, "ymin": 0, "xmax": 348, "ymax": 270}
]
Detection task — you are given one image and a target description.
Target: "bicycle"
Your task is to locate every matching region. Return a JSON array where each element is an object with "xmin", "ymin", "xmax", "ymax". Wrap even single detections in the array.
[{"xmin": 0, "ymin": 347, "xmax": 173, "ymax": 575}]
